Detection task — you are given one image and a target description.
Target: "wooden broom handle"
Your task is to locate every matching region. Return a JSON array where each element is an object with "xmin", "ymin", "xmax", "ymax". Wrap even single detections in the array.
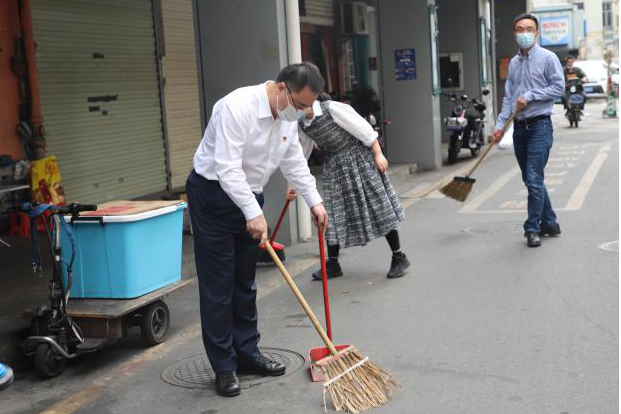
[
  {"xmin": 464, "ymin": 111, "xmax": 518, "ymax": 178},
  {"xmin": 264, "ymin": 240, "xmax": 339, "ymax": 355}
]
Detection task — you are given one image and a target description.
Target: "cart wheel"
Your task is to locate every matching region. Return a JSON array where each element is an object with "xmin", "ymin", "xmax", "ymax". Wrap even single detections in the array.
[
  {"xmin": 34, "ymin": 343, "xmax": 66, "ymax": 378},
  {"xmin": 140, "ymin": 300, "xmax": 170, "ymax": 346}
]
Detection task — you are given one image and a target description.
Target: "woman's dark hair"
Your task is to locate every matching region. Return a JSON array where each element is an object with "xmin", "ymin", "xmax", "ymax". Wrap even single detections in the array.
[
  {"xmin": 317, "ymin": 92, "xmax": 332, "ymax": 102},
  {"xmin": 276, "ymin": 62, "xmax": 325, "ymax": 93},
  {"xmin": 513, "ymin": 13, "xmax": 539, "ymax": 30}
]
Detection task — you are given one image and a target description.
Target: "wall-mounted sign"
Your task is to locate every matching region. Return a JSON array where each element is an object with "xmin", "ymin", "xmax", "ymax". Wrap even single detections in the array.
[
  {"xmin": 540, "ymin": 16, "xmax": 570, "ymax": 46},
  {"xmin": 395, "ymin": 48, "xmax": 416, "ymax": 80}
]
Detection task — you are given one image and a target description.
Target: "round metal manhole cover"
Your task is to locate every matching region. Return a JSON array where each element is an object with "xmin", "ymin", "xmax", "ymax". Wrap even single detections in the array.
[
  {"xmin": 462, "ymin": 221, "xmax": 523, "ymax": 235},
  {"xmin": 597, "ymin": 241, "xmax": 619, "ymax": 252},
  {"xmin": 161, "ymin": 347, "xmax": 305, "ymax": 389}
]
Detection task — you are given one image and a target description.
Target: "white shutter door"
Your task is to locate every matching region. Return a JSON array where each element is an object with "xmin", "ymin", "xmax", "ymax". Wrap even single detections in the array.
[
  {"xmin": 31, "ymin": 0, "xmax": 167, "ymax": 203},
  {"xmin": 161, "ymin": 0, "xmax": 201, "ymax": 189}
]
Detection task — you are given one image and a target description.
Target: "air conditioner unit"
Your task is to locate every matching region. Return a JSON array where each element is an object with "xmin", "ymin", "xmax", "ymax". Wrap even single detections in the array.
[{"xmin": 341, "ymin": 2, "xmax": 369, "ymax": 35}]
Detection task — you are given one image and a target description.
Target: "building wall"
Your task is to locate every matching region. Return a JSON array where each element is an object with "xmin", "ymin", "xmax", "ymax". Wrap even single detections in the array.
[
  {"xmin": 495, "ymin": 0, "xmax": 528, "ymax": 109},
  {"xmin": 583, "ymin": 0, "xmax": 605, "ymax": 59},
  {"xmin": 437, "ymin": 0, "xmax": 482, "ymax": 141},
  {"xmin": 530, "ymin": 0, "xmax": 618, "ymax": 59},
  {"xmin": 378, "ymin": 0, "xmax": 442, "ymax": 170},
  {"xmin": 0, "ymin": 0, "xmax": 23, "ymax": 160}
]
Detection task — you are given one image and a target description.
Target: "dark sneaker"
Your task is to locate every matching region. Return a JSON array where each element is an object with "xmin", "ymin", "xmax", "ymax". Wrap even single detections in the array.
[
  {"xmin": 312, "ymin": 259, "xmax": 343, "ymax": 281},
  {"xmin": 525, "ymin": 232, "xmax": 542, "ymax": 247},
  {"xmin": 387, "ymin": 252, "xmax": 410, "ymax": 278},
  {"xmin": 539, "ymin": 223, "xmax": 561, "ymax": 237}
]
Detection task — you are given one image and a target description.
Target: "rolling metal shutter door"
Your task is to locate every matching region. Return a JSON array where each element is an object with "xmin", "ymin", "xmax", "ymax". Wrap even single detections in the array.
[
  {"xmin": 31, "ymin": 0, "xmax": 167, "ymax": 203},
  {"xmin": 301, "ymin": 0, "xmax": 335, "ymax": 26},
  {"xmin": 161, "ymin": 0, "xmax": 201, "ymax": 189}
]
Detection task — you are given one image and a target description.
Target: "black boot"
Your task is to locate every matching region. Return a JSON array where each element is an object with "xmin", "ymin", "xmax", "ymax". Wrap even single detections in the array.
[
  {"xmin": 238, "ymin": 354, "xmax": 286, "ymax": 376},
  {"xmin": 215, "ymin": 371, "xmax": 241, "ymax": 397},
  {"xmin": 539, "ymin": 223, "xmax": 561, "ymax": 237},
  {"xmin": 387, "ymin": 252, "xmax": 410, "ymax": 278},
  {"xmin": 312, "ymin": 259, "xmax": 343, "ymax": 280},
  {"xmin": 525, "ymin": 232, "xmax": 542, "ymax": 247}
]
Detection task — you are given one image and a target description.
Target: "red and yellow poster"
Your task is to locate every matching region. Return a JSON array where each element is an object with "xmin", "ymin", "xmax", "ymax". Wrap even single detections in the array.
[{"xmin": 31, "ymin": 155, "xmax": 66, "ymax": 205}]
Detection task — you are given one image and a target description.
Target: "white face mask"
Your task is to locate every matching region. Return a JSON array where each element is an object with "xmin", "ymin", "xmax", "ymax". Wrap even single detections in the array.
[{"xmin": 276, "ymin": 87, "xmax": 302, "ymax": 122}]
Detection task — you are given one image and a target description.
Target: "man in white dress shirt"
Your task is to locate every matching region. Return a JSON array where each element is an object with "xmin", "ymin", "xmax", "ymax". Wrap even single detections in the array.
[{"xmin": 186, "ymin": 62, "xmax": 328, "ymax": 397}]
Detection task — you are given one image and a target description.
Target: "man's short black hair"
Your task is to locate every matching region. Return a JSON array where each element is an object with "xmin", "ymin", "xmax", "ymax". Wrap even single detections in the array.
[
  {"xmin": 513, "ymin": 13, "xmax": 539, "ymax": 30},
  {"xmin": 276, "ymin": 62, "xmax": 324, "ymax": 94},
  {"xmin": 566, "ymin": 55, "xmax": 576, "ymax": 61}
]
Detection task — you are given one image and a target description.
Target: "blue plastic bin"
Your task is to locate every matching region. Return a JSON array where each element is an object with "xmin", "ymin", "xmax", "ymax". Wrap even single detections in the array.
[{"xmin": 61, "ymin": 203, "xmax": 186, "ymax": 299}]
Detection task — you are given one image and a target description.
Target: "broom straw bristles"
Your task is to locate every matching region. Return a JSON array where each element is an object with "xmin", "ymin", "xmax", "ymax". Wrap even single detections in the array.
[
  {"xmin": 318, "ymin": 346, "xmax": 399, "ymax": 413},
  {"xmin": 440, "ymin": 177, "xmax": 475, "ymax": 202}
]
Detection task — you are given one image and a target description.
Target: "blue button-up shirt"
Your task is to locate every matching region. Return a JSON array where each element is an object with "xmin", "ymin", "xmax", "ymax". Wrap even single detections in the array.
[{"xmin": 495, "ymin": 44, "xmax": 565, "ymax": 130}]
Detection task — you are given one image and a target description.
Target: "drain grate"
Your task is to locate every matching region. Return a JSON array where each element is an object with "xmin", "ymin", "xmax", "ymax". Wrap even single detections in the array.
[
  {"xmin": 462, "ymin": 221, "xmax": 523, "ymax": 235},
  {"xmin": 161, "ymin": 347, "xmax": 305, "ymax": 389},
  {"xmin": 596, "ymin": 241, "xmax": 619, "ymax": 253}
]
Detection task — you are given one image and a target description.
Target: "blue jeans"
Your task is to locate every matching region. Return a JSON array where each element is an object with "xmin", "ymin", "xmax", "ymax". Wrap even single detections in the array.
[{"xmin": 513, "ymin": 118, "xmax": 558, "ymax": 233}]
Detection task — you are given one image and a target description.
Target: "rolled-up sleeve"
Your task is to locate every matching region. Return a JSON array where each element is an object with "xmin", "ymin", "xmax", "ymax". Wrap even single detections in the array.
[
  {"xmin": 279, "ymin": 132, "xmax": 322, "ymax": 208},
  {"xmin": 213, "ymin": 102, "xmax": 263, "ymax": 220},
  {"xmin": 328, "ymin": 101, "xmax": 378, "ymax": 146}
]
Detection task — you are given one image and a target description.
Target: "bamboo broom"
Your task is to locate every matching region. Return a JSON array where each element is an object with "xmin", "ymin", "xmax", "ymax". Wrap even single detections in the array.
[
  {"xmin": 441, "ymin": 111, "xmax": 518, "ymax": 202},
  {"xmin": 264, "ymin": 241, "xmax": 399, "ymax": 413}
]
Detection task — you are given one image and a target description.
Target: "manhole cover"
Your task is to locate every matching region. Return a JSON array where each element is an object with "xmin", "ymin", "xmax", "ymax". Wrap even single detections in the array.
[
  {"xmin": 462, "ymin": 221, "xmax": 523, "ymax": 235},
  {"xmin": 161, "ymin": 347, "xmax": 305, "ymax": 389},
  {"xmin": 597, "ymin": 241, "xmax": 619, "ymax": 252}
]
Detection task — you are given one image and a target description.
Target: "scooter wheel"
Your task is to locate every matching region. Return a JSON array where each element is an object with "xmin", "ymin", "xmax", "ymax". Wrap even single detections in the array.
[
  {"xmin": 140, "ymin": 300, "xmax": 170, "ymax": 346},
  {"xmin": 34, "ymin": 343, "xmax": 66, "ymax": 379}
]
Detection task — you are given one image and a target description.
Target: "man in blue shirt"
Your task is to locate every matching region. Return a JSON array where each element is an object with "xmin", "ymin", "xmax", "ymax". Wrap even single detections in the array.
[{"xmin": 494, "ymin": 13, "xmax": 565, "ymax": 248}]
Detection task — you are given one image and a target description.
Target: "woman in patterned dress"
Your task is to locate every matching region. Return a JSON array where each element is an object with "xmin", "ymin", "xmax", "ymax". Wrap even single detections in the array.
[{"xmin": 290, "ymin": 93, "xmax": 410, "ymax": 279}]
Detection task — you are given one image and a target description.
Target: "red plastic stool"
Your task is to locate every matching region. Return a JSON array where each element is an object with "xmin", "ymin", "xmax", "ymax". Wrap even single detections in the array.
[{"xmin": 9, "ymin": 211, "xmax": 48, "ymax": 237}]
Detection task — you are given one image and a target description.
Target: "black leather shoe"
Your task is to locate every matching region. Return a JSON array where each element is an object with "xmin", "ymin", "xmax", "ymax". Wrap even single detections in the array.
[
  {"xmin": 215, "ymin": 371, "xmax": 241, "ymax": 397},
  {"xmin": 238, "ymin": 354, "xmax": 285, "ymax": 376},
  {"xmin": 312, "ymin": 259, "xmax": 343, "ymax": 281},
  {"xmin": 525, "ymin": 232, "xmax": 542, "ymax": 247},
  {"xmin": 387, "ymin": 252, "xmax": 410, "ymax": 278},
  {"xmin": 539, "ymin": 223, "xmax": 561, "ymax": 237}
]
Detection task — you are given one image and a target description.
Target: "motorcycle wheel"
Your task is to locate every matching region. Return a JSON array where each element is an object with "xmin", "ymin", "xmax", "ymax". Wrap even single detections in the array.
[
  {"xmin": 470, "ymin": 145, "xmax": 481, "ymax": 158},
  {"xmin": 448, "ymin": 137, "xmax": 460, "ymax": 164}
]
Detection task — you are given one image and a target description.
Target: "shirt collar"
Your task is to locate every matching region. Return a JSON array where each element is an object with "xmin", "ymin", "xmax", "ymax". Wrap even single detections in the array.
[
  {"xmin": 517, "ymin": 43, "xmax": 539, "ymax": 60},
  {"xmin": 258, "ymin": 81, "xmax": 274, "ymax": 119}
]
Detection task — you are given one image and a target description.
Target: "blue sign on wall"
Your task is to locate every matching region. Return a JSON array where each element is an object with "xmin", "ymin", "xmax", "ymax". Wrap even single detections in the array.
[{"xmin": 395, "ymin": 48, "xmax": 416, "ymax": 80}]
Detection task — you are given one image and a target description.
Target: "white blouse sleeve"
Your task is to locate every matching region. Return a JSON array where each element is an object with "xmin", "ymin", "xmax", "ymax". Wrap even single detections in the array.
[
  {"xmin": 327, "ymin": 101, "xmax": 378, "ymax": 147},
  {"xmin": 297, "ymin": 126, "xmax": 316, "ymax": 160}
]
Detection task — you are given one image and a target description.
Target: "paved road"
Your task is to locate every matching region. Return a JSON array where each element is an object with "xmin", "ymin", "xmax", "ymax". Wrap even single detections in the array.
[{"xmin": 3, "ymin": 102, "xmax": 618, "ymax": 414}]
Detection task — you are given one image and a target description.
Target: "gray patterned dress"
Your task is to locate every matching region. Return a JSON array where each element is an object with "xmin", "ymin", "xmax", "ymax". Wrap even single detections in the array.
[{"xmin": 300, "ymin": 101, "xmax": 405, "ymax": 248}]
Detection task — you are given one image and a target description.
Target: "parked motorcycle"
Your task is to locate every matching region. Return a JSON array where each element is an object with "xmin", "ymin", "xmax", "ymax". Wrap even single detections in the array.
[
  {"xmin": 442, "ymin": 89, "xmax": 490, "ymax": 164},
  {"xmin": 565, "ymin": 78, "xmax": 585, "ymax": 128}
]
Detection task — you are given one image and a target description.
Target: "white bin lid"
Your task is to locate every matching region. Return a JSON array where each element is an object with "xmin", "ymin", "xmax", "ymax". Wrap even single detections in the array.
[{"xmin": 67, "ymin": 200, "xmax": 187, "ymax": 223}]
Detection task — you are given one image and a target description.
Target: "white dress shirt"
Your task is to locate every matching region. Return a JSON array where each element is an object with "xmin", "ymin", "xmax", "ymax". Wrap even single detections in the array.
[
  {"xmin": 298, "ymin": 100, "xmax": 378, "ymax": 158},
  {"xmin": 193, "ymin": 82, "xmax": 322, "ymax": 220}
]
